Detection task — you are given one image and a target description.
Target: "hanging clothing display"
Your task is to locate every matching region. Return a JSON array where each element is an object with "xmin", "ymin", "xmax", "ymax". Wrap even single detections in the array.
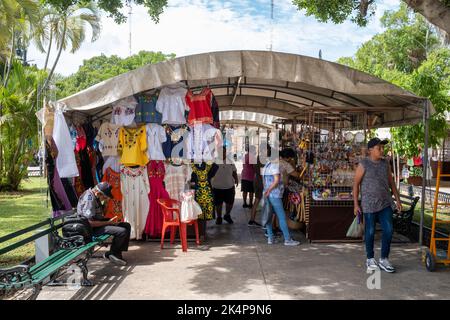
[
  {"xmin": 162, "ymin": 124, "xmax": 189, "ymax": 160},
  {"xmin": 75, "ymin": 125, "xmax": 87, "ymax": 152},
  {"xmin": 135, "ymin": 94, "xmax": 162, "ymax": 124},
  {"xmin": 144, "ymin": 160, "xmax": 170, "ymax": 237},
  {"xmin": 69, "ymin": 125, "xmax": 77, "ymax": 150},
  {"xmin": 95, "ymin": 122, "xmax": 121, "ymax": 157},
  {"xmin": 156, "ymin": 85, "xmax": 189, "ymax": 125},
  {"xmin": 120, "ymin": 166, "xmax": 150, "ymax": 240},
  {"xmin": 83, "ymin": 122, "xmax": 97, "ymax": 147},
  {"xmin": 146, "ymin": 123, "xmax": 167, "ymax": 160},
  {"xmin": 79, "ymin": 148, "xmax": 96, "ymax": 191},
  {"xmin": 190, "ymin": 162, "xmax": 218, "ymax": 221},
  {"xmin": 185, "ymin": 87, "xmax": 214, "ymax": 125},
  {"xmin": 111, "ymin": 96, "xmax": 138, "ymax": 126},
  {"xmin": 102, "ymin": 167, "xmax": 123, "ymax": 221},
  {"xmin": 118, "ymin": 126, "xmax": 149, "ymax": 166},
  {"xmin": 186, "ymin": 124, "xmax": 222, "ymax": 162},
  {"xmin": 164, "ymin": 163, "xmax": 191, "ymax": 201},
  {"xmin": 74, "ymin": 151, "xmax": 85, "ymax": 197},
  {"xmin": 61, "ymin": 177, "xmax": 79, "ymax": 208},
  {"xmin": 52, "ymin": 107, "xmax": 79, "ymax": 178},
  {"xmin": 45, "ymin": 139, "xmax": 65, "ymax": 216},
  {"xmin": 211, "ymin": 94, "xmax": 220, "ymax": 129},
  {"xmin": 103, "ymin": 155, "xmax": 121, "ymax": 174}
]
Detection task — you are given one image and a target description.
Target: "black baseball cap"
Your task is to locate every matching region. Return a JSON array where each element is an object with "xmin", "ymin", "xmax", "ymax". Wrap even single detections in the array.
[
  {"xmin": 367, "ymin": 137, "xmax": 389, "ymax": 149},
  {"xmin": 95, "ymin": 182, "xmax": 113, "ymax": 199}
]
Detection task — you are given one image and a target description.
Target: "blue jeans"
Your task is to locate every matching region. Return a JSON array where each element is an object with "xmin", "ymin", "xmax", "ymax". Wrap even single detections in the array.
[
  {"xmin": 266, "ymin": 197, "xmax": 291, "ymax": 241},
  {"xmin": 364, "ymin": 206, "xmax": 394, "ymax": 259}
]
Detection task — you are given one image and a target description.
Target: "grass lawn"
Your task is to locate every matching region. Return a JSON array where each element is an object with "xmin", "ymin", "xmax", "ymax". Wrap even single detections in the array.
[
  {"xmin": 0, "ymin": 177, "xmax": 52, "ymax": 267},
  {"xmin": 413, "ymin": 203, "xmax": 450, "ymax": 235}
]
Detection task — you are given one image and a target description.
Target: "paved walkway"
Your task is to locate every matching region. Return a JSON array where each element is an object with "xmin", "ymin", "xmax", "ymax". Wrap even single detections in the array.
[{"xmin": 38, "ymin": 195, "xmax": 450, "ymax": 300}]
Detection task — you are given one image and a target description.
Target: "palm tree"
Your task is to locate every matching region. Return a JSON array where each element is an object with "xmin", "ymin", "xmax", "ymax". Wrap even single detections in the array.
[
  {"xmin": 35, "ymin": 2, "xmax": 101, "ymax": 94},
  {"xmin": 1, "ymin": 0, "xmax": 39, "ymax": 86}
]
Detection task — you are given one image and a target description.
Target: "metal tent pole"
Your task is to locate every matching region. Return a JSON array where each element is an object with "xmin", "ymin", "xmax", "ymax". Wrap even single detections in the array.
[{"xmin": 420, "ymin": 99, "xmax": 430, "ymax": 247}]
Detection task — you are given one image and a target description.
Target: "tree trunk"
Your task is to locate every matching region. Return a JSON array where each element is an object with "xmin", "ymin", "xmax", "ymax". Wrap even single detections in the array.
[
  {"xmin": 403, "ymin": 0, "xmax": 450, "ymax": 36},
  {"xmin": 2, "ymin": 28, "xmax": 16, "ymax": 88},
  {"xmin": 43, "ymin": 30, "xmax": 53, "ymax": 71},
  {"xmin": 41, "ymin": 19, "xmax": 67, "ymax": 95},
  {"xmin": 8, "ymin": 134, "xmax": 26, "ymax": 191}
]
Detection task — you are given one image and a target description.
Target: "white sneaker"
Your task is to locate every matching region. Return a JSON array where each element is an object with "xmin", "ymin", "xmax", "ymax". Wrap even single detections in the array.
[
  {"xmin": 284, "ymin": 239, "xmax": 300, "ymax": 246},
  {"xmin": 366, "ymin": 258, "xmax": 380, "ymax": 271},
  {"xmin": 267, "ymin": 238, "xmax": 274, "ymax": 245},
  {"xmin": 379, "ymin": 258, "xmax": 395, "ymax": 273}
]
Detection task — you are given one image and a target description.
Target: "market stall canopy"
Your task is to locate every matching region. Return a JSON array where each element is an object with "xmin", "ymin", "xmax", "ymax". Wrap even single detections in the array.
[
  {"xmin": 58, "ymin": 50, "xmax": 431, "ymax": 128},
  {"xmin": 219, "ymin": 110, "xmax": 279, "ymax": 129}
]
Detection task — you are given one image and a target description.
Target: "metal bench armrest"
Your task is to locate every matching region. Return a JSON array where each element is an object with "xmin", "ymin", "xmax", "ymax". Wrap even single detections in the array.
[
  {"xmin": 0, "ymin": 265, "xmax": 32, "ymax": 289},
  {"xmin": 52, "ymin": 232, "xmax": 85, "ymax": 250}
]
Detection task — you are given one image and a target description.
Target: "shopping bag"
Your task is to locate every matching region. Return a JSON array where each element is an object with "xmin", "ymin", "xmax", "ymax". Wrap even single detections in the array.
[
  {"xmin": 261, "ymin": 197, "xmax": 274, "ymax": 227},
  {"xmin": 346, "ymin": 213, "xmax": 364, "ymax": 238}
]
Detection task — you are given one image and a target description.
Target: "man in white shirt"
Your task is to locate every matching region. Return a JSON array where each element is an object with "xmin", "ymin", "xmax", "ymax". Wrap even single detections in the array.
[{"xmin": 211, "ymin": 148, "xmax": 239, "ymax": 225}]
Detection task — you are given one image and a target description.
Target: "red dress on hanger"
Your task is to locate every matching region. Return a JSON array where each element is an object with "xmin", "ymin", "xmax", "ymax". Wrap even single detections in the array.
[
  {"xmin": 185, "ymin": 87, "xmax": 214, "ymax": 125},
  {"xmin": 145, "ymin": 160, "xmax": 170, "ymax": 237}
]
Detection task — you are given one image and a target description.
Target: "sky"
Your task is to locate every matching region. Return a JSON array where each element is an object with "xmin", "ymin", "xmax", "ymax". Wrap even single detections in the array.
[{"xmin": 27, "ymin": 0, "xmax": 401, "ymax": 77}]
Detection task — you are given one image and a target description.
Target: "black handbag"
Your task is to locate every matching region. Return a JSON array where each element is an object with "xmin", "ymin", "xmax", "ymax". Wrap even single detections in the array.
[{"xmin": 62, "ymin": 214, "xmax": 94, "ymax": 244}]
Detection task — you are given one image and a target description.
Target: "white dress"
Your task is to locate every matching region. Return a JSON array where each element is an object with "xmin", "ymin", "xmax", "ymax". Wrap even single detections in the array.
[
  {"xmin": 180, "ymin": 190, "xmax": 202, "ymax": 222},
  {"xmin": 120, "ymin": 166, "xmax": 150, "ymax": 240},
  {"xmin": 156, "ymin": 85, "xmax": 188, "ymax": 125},
  {"xmin": 111, "ymin": 97, "xmax": 138, "ymax": 126},
  {"xmin": 146, "ymin": 123, "xmax": 167, "ymax": 160},
  {"xmin": 52, "ymin": 108, "xmax": 79, "ymax": 178},
  {"xmin": 164, "ymin": 163, "xmax": 192, "ymax": 201}
]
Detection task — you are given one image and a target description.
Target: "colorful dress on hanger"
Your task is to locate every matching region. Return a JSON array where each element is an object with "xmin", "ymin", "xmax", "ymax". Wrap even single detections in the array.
[
  {"xmin": 190, "ymin": 163, "xmax": 218, "ymax": 221},
  {"xmin": 185, "ymin": 87, "xmax": 214, "ymax": 126},
  {"xmin": 146, "ymin": 123, "xmax": 166, "ymax": 160},
  {"xmin": 102, "ymin": 167, "xmax": 123, "ymax": 221},
  {"xmin": 135, "ymin": 94, "xmax": 162, "ymax": 124},
  {"xmin": 164, "ymin": 163, "xmax": 192, "ymax": 201},
  {"xmin": 117, "ymin": 126, "xmax": 149, "ymax": 166},
  {"xmin": 111, "ymin": 96, "xmax": 138, "ymax": 126},
  {"xmin": 156, "ymin": 85, "xmax": 189, "ymax": 125},
  {"xmin": 162, "ymin": 124, "xmax": 189, "ymax": 160},
  {"xmin": 95, "ymin": 123, "xmax": 121, "ymax": 157},
  {"xmin": 120, "ymin": 166, "xmax": 150, "ymax": 240},
  {"xmin": 144, "ymin": 160, "xmax": 170, "ymax": 237}
]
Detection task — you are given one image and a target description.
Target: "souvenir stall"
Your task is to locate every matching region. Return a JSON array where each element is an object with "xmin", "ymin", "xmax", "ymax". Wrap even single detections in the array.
[
  {"xmin": 49, "ymin": 50, "xmax": 431, "ymax": 245},
  {"xmin": 278, "ymin": 113, "xmax": 370, "ymax": 242}
]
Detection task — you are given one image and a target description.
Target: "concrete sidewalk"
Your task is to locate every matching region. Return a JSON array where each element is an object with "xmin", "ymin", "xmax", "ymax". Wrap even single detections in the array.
[{"xmin": 37, "ymin": 197, "xmax": 450, "ymax": 300}]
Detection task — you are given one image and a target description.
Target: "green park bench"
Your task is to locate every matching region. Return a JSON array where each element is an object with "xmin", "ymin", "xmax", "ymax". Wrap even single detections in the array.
[
  {"xmin": 392, "ymin": 193, "xmax": 420, "ymax": 237},
  {"xmin": 0, "ymin": 212, "xmax": 111, "ymax": 300}
]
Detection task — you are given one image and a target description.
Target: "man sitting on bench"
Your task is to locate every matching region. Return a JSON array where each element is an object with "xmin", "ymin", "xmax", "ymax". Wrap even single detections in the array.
[{"xmin": 77, "ymin": 182, "xmax": 131, "ymax": 266}]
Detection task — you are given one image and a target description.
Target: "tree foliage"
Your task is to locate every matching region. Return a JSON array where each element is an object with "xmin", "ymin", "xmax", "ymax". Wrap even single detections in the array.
[
  {"xmin": 338, "ymin": 6, "xmax": 450, "ymax": 158},
  {"xmin": 293, "ymin": 0, "xmax": 450, "ymax": 37},
  {"xmin": 0, "ymin": 60, "xmax": 47, "ymax": 191},
  {"xmin": 42, "ymin": 0, "xmax": 167, "ymax": 24},
  {"xmin": 56, "ymin": 50, "xmax": 175, "ymax": 99}
]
